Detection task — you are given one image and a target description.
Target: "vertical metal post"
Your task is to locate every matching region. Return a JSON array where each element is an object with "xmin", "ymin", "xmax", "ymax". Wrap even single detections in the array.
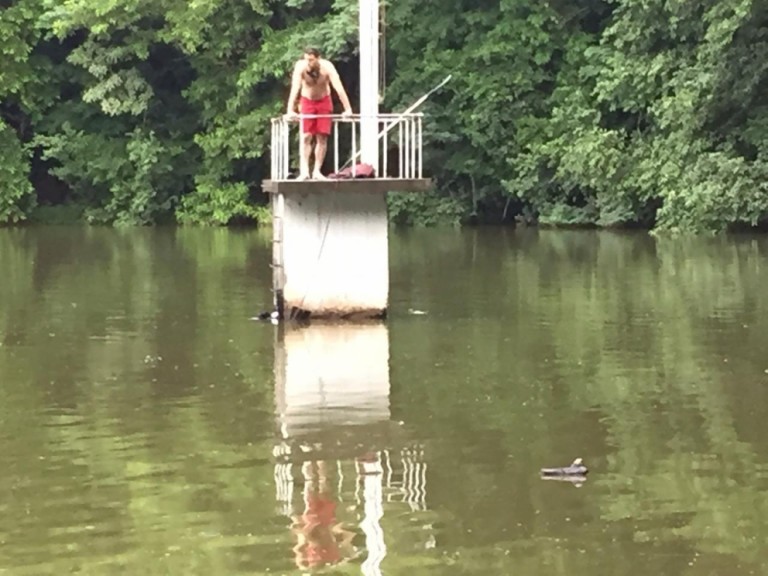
[
  {"xmin": 334, "ymin": 120, "xmax": 339, "ymax": 175},
  {"xmin": 383, "ymin": 119, "xmax": 388, "ymax": 178},
  {"xmin": 410, "ymin": 118, "xmax": 416, "ymax": 179},
  {"xmin": 404, "ymin": 118, "xmax": 410, "ymax": 179},
  {"xmin": 283, "ymin": 119, "xmax": 290, "ymax": 180},
  {"xmin": 417, "ymin": 116, "xmax": 423, "ymax": 179},
  {"xmin": 398, "ymin": 122, "xmax": 403, "ymax": 179},
  {"xmin": 271, "ymin": 120, "xmax": 276, "ymax": 180},
  {"xmin": 278, "ymin": 120, "xmax": 284, "ymax": 180},
  {"xmin": 359, "ymin": 0, "xmax": 379, "ymax": 167},
  {"xmin": 274, "ymin": 120, "xmax": 280, "ymax": 180},
  {"xmin": 352, "ymin": 121, "xmax": 357, "ymax": 177}
]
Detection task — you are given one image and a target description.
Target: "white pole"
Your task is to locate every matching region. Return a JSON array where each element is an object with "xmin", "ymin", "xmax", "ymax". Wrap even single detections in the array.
[{"xmin": 359, "ymin": 0, "xmax": 379, "ymax": 168}]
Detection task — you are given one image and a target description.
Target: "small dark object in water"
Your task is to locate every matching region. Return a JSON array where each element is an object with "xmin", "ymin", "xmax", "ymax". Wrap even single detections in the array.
[
  {"xmin": 253, "ymin": 310, "xmax": 280, "ymax": 321},
  {"xmin": 540, "ymin": 457, "xmax": 588, "ymax": 477}
]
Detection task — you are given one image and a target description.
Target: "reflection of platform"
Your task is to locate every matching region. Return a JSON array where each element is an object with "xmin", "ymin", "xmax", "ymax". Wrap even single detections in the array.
[
  {"xmin": 274, "ymin": 448, "xmax": 429, "ymax": 514},
  {"xmin": 263, "ymin": 178, "xmax": 433, "ymax": 195},
  {"xmin": 274, "ymin": 448, "xmax": 430, "ymax": 574},
  {"xmin": 274, "ymin": 323, "xmax": 394, "ymax": 451},
  {"xmin": 272, "ymin": 323, "xmax": 431, "ymax": 574}
]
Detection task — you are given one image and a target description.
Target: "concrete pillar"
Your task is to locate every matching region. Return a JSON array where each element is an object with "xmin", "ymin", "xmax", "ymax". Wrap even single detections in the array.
[
  {"xmin": 359, "ymin": 0, "xmax": 379, "ymax": 167},
  {"xmin": 277, "ymin": 190, "xmax": 388, "ymax": 320}
]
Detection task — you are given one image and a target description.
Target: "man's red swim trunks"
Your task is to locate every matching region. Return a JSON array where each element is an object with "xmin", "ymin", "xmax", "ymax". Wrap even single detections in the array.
[{"xmin": 300, "ymin": 95, "xmax": 333, "ymax": 135}]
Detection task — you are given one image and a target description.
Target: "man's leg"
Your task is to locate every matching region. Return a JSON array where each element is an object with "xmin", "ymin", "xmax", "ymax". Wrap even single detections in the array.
[
  {"xmin": 299, "ymin": 133, "xmax": 313, "ymax": 179},
  {"xmin": 311, "ymin": 95, "xmax": 333, "ymax": 179},
  {"xmin": 312, "ymin": 134, "xmax": 329, "ymax": 179},
  {"xmin": 298, "ymin": 96, "xmax": 314, "ymax": 180}
]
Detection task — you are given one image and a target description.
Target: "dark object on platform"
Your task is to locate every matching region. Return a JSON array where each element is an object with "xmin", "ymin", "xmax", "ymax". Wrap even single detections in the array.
[
  {"xmin": 329, "ymin": 163, "xmax": 376, "ymax": 179},
  {"xmin": 540, "ymin": 458, "xmax": 588, "ymax": 477}
]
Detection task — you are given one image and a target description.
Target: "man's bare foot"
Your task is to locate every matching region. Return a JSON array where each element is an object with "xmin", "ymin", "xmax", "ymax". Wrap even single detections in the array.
[
  {"xmin": 312, "ymin": 172, "xmax": 328, "ymax": 180},
  {"xmin": 296, "ymin": 173, "xmax": 310, "ymax": 180}
]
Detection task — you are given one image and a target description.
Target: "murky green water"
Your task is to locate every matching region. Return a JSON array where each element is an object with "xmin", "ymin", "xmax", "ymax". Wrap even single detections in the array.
[{"xmin": 1, "ymin": 226, "xmax": 768, "ymax": 575}]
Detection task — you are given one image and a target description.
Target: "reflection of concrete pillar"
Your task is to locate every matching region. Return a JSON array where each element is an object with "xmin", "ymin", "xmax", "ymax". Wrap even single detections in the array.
[
  {"xmin": 275, "ymin": 323, "xmax": 391, "ymax": 444},
  {"xmin": 272, "ymin": 324, "xmax": 435, "ymax": 571}
]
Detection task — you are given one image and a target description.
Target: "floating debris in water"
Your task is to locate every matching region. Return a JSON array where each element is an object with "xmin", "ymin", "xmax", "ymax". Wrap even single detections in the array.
[
  {"xmin": 408, "ymin": 309, "xmax": 428, "ymax": 315},
  {"xmin": 540, "ymin": 458, "xmax": 589, "ymax": 486}
]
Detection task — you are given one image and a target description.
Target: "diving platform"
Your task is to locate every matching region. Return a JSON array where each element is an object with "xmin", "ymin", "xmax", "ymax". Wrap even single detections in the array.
[
  {"xmin": 263, "ymin": 112, "xmax": 432, "ymax": 321},
  {"xmin": 262, "ymin": 0, "xmax": 434, "ymax": 321},
  {"xmin": 264, "ymin": 112, "xmax": 432, "ymax": 192},
  {"xmin": 262, "ymin": 178, "xmax": 431, "ymax": 195}
]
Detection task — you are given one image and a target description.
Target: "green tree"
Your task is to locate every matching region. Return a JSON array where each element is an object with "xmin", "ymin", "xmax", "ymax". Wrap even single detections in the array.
[
  {"xmin": 0, "ymin": 0, "xmax": 46, "ymax": 224},
  {"xmin": 32, "ymin": 0, "xmax": 358, "ymax": 225},
  {"xmin": 4, "ymin": 0, "xmax": 768, "ymax": 231}
]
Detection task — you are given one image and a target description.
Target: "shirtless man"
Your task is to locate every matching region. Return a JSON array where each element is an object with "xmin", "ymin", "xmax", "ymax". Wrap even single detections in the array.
[{"xmin": 285, "ymin": 47, "xmax": 353, "ymax": 179}]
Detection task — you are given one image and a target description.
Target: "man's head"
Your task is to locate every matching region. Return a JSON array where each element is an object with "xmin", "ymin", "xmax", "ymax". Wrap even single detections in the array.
[{"xmin": 303, "ymin": 47, "xmax": 321, "ymax": 70}]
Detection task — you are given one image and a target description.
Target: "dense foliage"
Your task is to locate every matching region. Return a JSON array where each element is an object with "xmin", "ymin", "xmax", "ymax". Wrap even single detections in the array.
[{"xmin": 1, "ymin": 0, "xmax": 767, "ymax": 231}]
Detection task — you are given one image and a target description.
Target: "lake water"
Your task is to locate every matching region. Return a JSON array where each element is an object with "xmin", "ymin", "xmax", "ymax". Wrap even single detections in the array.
[{"xmin": 1, "ymin": 226, "xmax": 768, "ymax": 575}]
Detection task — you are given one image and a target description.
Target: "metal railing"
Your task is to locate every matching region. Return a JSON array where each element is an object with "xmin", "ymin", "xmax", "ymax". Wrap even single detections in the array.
[{"xmin": 269, "ymin": 113, "xmax": 424, "ymax": 181}]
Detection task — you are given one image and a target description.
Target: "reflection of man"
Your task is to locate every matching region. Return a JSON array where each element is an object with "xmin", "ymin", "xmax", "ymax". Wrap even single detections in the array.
[
  {"xmin": 285, "ymin": 47, "xmax": 353, "ymax": 180},
  {"xmin": 291, "ymin": 460, "xmax": 355, "ymax": 569}
]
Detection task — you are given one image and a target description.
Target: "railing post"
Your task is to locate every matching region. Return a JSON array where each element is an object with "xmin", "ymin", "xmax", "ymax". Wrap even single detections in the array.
[
  {"xmin": 398, "ymin": 122, "xmax": 403, "ymax": 179},
  {"xmin": 417, "ymin": 116, "xmax": 423, "ymax": 179},
  {"xmin": 282, "ymin": 118, "xmax": 290, "ymax": 180},
  {"xmin": 269, "ymin": 113, "xmax": 426, "ymax": 182},
  {"xmin": 405, "ymin": 118, "xmax": 411, "ymax": 179},
  {"xmin": 412, "ymin": 117, "xmax": 416, "ymax": 178},
  {"xmin": 271, "ymin": 120, "xmax": 276, "ymax": 181},
  {"xmin": 277, "ymin": 119, "xmax": 282, "ymax": 180},
  {"xmin": 382, "ymin": 119, "xmax": 388, "ymax": 178},
  {"xmin": 352, "ymin": 120, "xmax": 357, "ymax": 177},
  {"xmin": 334, "ymin": 119, "xmax": 339, "ymax": 175}
]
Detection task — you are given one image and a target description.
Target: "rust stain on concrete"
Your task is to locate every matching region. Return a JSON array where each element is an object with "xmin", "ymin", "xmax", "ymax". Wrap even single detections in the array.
[{"xmin": 285, "ymin": 301, "xmax": 386, "ymax": 321}]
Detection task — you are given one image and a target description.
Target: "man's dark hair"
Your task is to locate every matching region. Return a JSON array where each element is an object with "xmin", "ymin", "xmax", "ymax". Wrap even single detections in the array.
[{"xmin": 304, "ymin": 47, "xmax": 321, "ymax": 57}]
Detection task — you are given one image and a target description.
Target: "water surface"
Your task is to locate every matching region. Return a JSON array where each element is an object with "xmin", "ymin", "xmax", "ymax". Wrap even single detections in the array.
[{"xmin": 1, "ymin": 226, "xmax": 767, "ymax": 575}]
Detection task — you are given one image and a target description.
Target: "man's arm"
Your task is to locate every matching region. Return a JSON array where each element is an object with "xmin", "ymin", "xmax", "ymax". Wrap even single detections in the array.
[
  {"xmin": 327, "ymin": 62, "xmax": 352, "ymax": 113},
  {"xmin": 286, "ymin": 61, "xmax": 303, "ymax": 114}
]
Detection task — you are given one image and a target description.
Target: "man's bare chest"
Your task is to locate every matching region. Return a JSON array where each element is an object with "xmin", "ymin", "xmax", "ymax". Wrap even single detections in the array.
[{"xmin": 302, "ymin": 71, "xmax": 330, "ymax": 88}]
